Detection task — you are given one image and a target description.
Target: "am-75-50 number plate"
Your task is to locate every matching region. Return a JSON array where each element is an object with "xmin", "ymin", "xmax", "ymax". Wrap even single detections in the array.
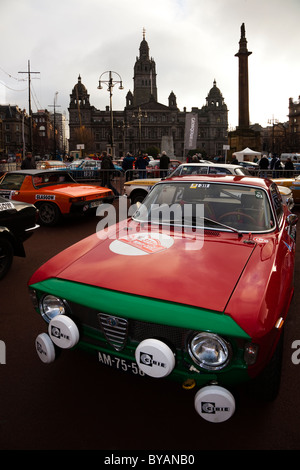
[{"xmin": 98, "ymin": 351, "xmax": 145, "ymax": 376}]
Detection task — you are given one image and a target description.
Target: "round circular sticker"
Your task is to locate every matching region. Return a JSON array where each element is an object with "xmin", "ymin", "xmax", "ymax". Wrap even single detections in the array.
[{"xmin": 109, "ymin": 232, "xmax": 174, "ymax": 256}]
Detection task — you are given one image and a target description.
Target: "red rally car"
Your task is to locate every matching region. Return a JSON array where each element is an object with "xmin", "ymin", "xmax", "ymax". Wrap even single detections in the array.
[{"xmin": 28, "ymin": 175, "xmax": 297, "ymax": 422}]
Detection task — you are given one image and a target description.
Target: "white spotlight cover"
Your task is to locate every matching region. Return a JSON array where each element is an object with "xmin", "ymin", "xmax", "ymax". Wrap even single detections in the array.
[
  {"xmin": 135, "ymin": 338, "xmax": 175, "ymax": 378},
  {"xmin": 194, "ymin": 385, "xmax": 236, "ymax": 423},
  {"xmin": 48, "ymin": 315, "xmax": 79, "ymax": 349},
  {"xmin": 35, "ymin": 333, "xmax": 56, "ymax": 363}
]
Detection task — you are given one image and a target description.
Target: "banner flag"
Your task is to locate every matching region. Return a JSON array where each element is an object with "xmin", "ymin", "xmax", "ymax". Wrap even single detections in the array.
[{"xmin": 184, "ymin": 113, "xmax": 198, "ymax": 150}]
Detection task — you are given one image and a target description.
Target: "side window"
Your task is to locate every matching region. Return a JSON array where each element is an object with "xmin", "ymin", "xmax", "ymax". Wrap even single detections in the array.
[
  {"xmin": 270, "ymin": 183, "xmax": 283, "ymax": 222},
  {"xmin": 0, "ymin": 173, "xmax": 25, "ymax": 190},
  {"xmin": 209, "ymin": 167, "xmax": 230, "ymax": 174}
]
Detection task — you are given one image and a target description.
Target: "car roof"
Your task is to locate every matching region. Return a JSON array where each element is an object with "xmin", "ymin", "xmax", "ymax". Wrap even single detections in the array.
[
  {"xmin": 6, "ymin": 169, "xmax": 67, "ymax": 176},
  {"xmin": 162, "ymin": 174, "xmax": 272, "ymax": 189},
  {"xmin": 178, "ymin": 162, "xmax": 242, "ymax": 169}
]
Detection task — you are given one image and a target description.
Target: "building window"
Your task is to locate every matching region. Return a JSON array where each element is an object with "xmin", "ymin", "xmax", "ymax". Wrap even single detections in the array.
[{"xmin": 39, "ymin": 126, "xmax": 46, "ymax": 137}]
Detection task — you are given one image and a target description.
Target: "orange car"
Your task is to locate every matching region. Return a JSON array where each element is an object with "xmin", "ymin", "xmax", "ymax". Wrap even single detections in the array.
[{"xmin": 0, "ymin": 170, "xmax": 114, "ymax": 226}]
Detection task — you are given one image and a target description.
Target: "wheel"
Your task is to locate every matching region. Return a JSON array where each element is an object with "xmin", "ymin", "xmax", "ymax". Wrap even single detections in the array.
[
  {"xmin": 0, "ymin": 238, "xmax": 14, "ymax": 279},
  {"xmin": 131, "ymin": 190, "xmax": 148, "ymax": 205},
  {"xmin": 218, "ymin": 211, "xmax": 256, "ymax": 225},
  {"xmin": 38, "ymin": 202, "xmax": 61, "ymax": 226}
]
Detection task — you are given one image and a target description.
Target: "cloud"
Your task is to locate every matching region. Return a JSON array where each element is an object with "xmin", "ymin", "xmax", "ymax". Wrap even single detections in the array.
[{"xmin": 1, "ymin": 0, "xmax": 299, "ymax": 128}]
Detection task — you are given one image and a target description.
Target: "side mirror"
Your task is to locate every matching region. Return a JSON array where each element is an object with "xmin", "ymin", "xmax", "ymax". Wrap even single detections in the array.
[{"xmin": 287, "ymin": 214, "xmax": 298, "ymax": 226}]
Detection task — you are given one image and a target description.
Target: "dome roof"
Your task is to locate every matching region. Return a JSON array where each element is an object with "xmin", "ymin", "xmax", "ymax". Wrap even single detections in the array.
[
  {"xmin": 207, "ymin": 79, "xmax": 222, "ymax": 99},
  {"xmin": 72, "ymin": 75, "xmax": 87, "ymax": 97}
]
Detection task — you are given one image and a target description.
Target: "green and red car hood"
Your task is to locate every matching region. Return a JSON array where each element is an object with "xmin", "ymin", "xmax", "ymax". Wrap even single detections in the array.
[{"xmin": 29, "ymin": 217, "xmax": 292, "ymax": 340}]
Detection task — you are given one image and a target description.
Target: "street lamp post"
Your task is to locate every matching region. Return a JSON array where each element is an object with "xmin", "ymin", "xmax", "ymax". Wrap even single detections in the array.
[
  {"xmin": 49, "ymin": 92, "xmax": 60, "ymax": 159},
  {"xmin": 132, "ymin": 107, "xmax": 147, "ymax": 153},
  {"xmin": 117, "ymin": 120, "xmax": 129, "ymax": 157},
  {"xmin": 98, "ymin": 71, "xmax": 123, "ymax": 157}
]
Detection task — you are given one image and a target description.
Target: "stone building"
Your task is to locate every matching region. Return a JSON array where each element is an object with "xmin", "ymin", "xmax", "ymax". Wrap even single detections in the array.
[
  {"xmin": 0, "ymin": 105, "xmax": 30, "ymax": 158},
  {"xmin": 288, "ymin": 96, "xmax": 300, "ymax": 152},
  {"xmin": 68, "ymin": 32, "xmax": 228, "ymax": 159}
]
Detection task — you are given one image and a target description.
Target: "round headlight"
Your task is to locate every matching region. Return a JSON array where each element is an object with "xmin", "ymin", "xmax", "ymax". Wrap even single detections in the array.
[
  {"xmin": 40, "ymin": 295, "xmax": 67, "ymax": 322},
  {"xmin": 188, "ymin": 332, "xmax": 231, "ymax": 371}
]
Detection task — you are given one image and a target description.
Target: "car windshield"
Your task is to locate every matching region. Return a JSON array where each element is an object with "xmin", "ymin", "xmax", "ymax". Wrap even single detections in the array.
[
  {"xmin": 69, "ymin": 160, "xmax": 84, "ymax": 168},
  {"xmin": 170, "ymin": 164, "xmax": 249, "ymax": 177},
  {"xmin": 32, "ymin": 172, "xmax": 77, "ymax": 187},
  {"xmin": 133, "ymin": 181, "xmax": 275, "ymax": 233}
]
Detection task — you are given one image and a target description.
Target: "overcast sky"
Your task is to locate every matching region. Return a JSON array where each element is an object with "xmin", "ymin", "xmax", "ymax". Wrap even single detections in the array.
[{"xmin": 1, "ymin": 0, "xmax": 300, "ymax": 130}]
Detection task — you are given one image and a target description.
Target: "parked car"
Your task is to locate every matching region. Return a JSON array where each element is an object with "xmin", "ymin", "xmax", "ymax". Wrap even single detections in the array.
[
  {"xmin": 146, "ymin": 159, "xmax": 181, "ymax": 177},
  {"xmin": 124, "ymin": 162, "xmax": 251, "ymax": 204},
  {"xmin": 0, "ymin": 170, "xmax": 114, "ymax": 226},
  {"xmin": 0, "ymin": 196, "xmax": 38, "ymax": 279},
  {"xmin": 272, "ymin": 174, "xmax": 300, "ymax": 204},
  {"xmin": 235, "ymin": 161, "xmax": 259, "ymax": 175},
  {"xmin": 29, "ymin": 174, "xmax": 297, "ymax": 422},
  {"xmin": 65, "ymin": 159, "xmax": 102, "ymax": 180},
  {"xmin": 37, "ymin": 160, "xmax": 67, "ymax": 170}
]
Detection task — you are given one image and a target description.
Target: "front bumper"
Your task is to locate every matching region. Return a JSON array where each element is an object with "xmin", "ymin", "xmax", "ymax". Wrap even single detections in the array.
[{"xmin": 30, "ymin": 279, "xmax": 251, "ymax": 389}]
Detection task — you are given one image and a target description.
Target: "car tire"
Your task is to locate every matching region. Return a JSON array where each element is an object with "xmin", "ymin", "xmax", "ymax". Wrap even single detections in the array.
[
  {"xmin": 131, "ymin": 190, "xmax": 148, "ymax": 205},
  {"xmin": 0, "ymin": 238, "xmax": 14, "ymax": 279},
  {"xmin": 253, "ymin": 330, "xmax": 284, "ymax": 402},
  {"xmin": 38, "ymin": 202, "xmax": 61, "ymax": 226}
]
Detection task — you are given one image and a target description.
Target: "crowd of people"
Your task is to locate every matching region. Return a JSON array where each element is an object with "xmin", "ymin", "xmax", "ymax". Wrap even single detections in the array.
[
  {"xmin": 258, "ymin": 154, "xmax": 296, "ymax": 178},
  {"xmin": 100, "ymin": 150, "xmax": 171, "ymax": 196}
]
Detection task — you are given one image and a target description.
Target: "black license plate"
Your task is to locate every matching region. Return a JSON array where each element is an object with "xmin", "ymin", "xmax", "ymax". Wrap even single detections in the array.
[{"xmin": 98, "ymin": 351, "xmax": 145, "ymax": 376}]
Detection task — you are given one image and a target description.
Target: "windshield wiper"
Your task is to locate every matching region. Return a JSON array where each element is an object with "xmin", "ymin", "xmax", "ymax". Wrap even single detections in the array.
[
  {"xmin": 184, "ymin": 215, "xmax": 242, "ymax": 236},
  {"xmin": 133, "ymin": 213, "xmax": 242, "ymax": 237}
]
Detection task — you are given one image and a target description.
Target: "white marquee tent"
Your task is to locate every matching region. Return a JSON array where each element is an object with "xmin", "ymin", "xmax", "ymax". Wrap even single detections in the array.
[{"xmin": 233, "ymin": 147, "xmax": 261, "ymax": 162}]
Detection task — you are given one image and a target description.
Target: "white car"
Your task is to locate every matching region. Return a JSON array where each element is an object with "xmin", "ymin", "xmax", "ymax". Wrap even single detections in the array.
[{"xmin": 124, "ymin": 163, "xmax": 251, "ymax": 204}]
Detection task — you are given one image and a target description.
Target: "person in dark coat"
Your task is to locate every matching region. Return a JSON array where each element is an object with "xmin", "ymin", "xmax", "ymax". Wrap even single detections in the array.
[
  {"xmin": 21, "ymin": 152, "xmax": 36, "ymax": 169},
  {"xmin": 122, "ymin": 153, "xmax": 135, "ymax": 181},
  {"xmin": 284, "ymin": 157, "xmax": 294, "ymax": 178},
  {"xmin": 159, "ymin": 151, "xmax": 170, "ymax": 177},
  {"xmin": 135, "ymin": 153, "xmax": 148, "ymax": 178},
  {"xmin": 258, "ymin": 155, "xmax": 269, "ymax": 178},
  {"xmin": 270, "ymin": 155, "xmax": 281, "ymax": 177},
  {"xmin": 100, "ymin": 151, "xmax": 120, "ymax": 196}
]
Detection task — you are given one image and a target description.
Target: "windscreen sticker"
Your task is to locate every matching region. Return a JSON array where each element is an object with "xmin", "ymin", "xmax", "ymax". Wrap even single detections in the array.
[
  {"xmin": 253, "ymin": 237, "xmax": 269, "ymax": 244},
  {"xmin": 109, "ymin": 232, "xmax": 174, "ymax": 256},
  {"xmin": 190, "ymin": 183, "xmax": 210, "ymax": 189},
  {"xmin": 35, "ymin": 194, "xmax": 56, "ymax": 200}
]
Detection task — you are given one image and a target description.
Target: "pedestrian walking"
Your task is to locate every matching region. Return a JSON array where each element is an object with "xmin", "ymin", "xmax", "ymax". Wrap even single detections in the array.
[
  {"xmin": 259, "ymin": 155, "xmax": 269, "ymax": 178},
  {"xmin": 160, "ymin": 151, "xmax": 170, "ymax": 177},
  {"xmin": 100, "ymin": 151, "xmax": 120, "ymax": 196},
  {"xmin": 135, "ymin": 152, "xmax": 148, "ymax": 179},
  {"xmin": 270, "ymin": 155, "xmax": 281, "ymax": 177},
  {"xmin": 284, "ymin": 157, "xmax": 294, "ymax": 178},
  {"xmin": 122, "ymin": 152, "xmax": 135, "ymax": 181}
]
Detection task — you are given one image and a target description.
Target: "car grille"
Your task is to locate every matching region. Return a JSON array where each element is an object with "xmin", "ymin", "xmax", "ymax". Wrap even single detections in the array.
[
  {"xmin": 98, "ymin": 313, "xmax": 128, "ymax": 351},
  {"xmin": 68, "ymin": 301, "xmax": 191, "ymax": 352}
]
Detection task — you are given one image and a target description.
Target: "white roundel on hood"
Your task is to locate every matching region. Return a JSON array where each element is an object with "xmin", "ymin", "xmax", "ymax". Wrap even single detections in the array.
[{"xmin": 109, "ymin": 232, "xmax": 174, "ymax": 256}]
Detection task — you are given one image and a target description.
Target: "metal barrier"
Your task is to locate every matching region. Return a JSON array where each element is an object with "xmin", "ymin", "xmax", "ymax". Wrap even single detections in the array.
[{"xmin": 0, "ymin": 163, "xmax": 19, "ymax": 173}]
